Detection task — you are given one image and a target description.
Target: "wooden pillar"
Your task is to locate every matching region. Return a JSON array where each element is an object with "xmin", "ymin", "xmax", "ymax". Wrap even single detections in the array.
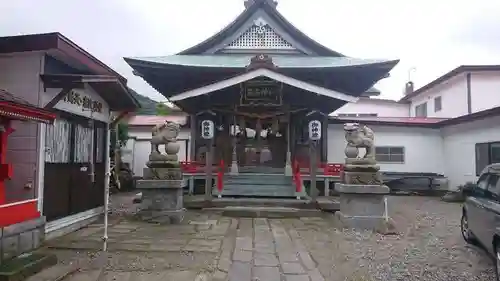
[
  {"xmin": 229, "ymin": 114, "xmax": 239, "ymax": 175},
  {"xmin": 190, "ymin": 114, "xmax": 196, "ymax": 161},
  {"xmin": 284, "ymin": 112, "xmax": 292, "ymax": 176},
  {"xmin": 321, "ymin": 115, "xmax": 328, "ymax": 163}
]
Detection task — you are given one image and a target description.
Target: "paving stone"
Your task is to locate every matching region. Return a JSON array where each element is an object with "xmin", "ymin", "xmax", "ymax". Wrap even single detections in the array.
[
  {"xmin": 308, "ymin": 268, "xmax": 325, "ymax": 281},
  {"xmin": 298, "ymin": 251, "xmax": 316, "ymax": 270},
  {"xmin": 228, "ymin": 261, "xmax": 251, "ymax": 281},
  {"xmin": 254, "ymin": 253, "xmax": 279, "ymax": 266},
  {"xmin": 212, "ymin": 270, "xmax": 228, "ymax": 281},
  {"xmin": 282, "ymin": 262, "xmax": 306, "ymax": 274},
  {"xmin": 285, "ymin": 274, "xmax": 311, "ymax": 281},
  {"xmin": 278, "ymin": 252, "xmax": 299, "ymax": 262},
  {"xmin": 233, "ymin": 249, "xmax": 253, "ymax": 262},
  {"xmin": 218, "ymin": 256, "xmax": 231, "ymax": 272},
  {"xmin": 187, "ymin": 239, "xmax": 222, "ymax": 248},
  {"xmin": 253, "ymin": 266, "xmax": 281, "ymax": 281},
  {"xmin": 235, "ymin": 237, "xmax": 253, "ymax": 251},
  {"xmin": 253, "ymin": 243, "xmax": 275, "ymax": 254}
]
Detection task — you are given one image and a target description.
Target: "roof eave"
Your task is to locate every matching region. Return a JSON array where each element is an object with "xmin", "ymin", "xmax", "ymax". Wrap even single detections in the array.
[
  {"xmin": 40, "ymin": 74, "xmax": 140, "ymax": 112},
  {"xmin": 0, "ymin": 33, "xmax": 126, "ymax": 82}
]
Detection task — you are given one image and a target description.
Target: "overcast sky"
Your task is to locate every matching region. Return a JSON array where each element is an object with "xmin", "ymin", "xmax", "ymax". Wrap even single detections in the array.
[{"xmin": 2, "ymin": 0, "xmax": 500, "ymax": 101}]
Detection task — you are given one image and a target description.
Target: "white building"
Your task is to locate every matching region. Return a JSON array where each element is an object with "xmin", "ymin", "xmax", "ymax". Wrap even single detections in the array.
[
  {"xmin": 124, "ymin": 114, "xmax": 191, "ymax": 178},
  {"xmin": 333, "ymin": 65, "xmax": 500, "ymax": 119},
  {"xmin": 328, "ymin": 65, "xmax": 500, "ymax": 189}
]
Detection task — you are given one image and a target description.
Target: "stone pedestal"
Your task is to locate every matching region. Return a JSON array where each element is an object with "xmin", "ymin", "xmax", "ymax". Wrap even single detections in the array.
[
  {"xmin": 335, "ymin": 183, "xmax": 395, "ymax": 233},
  {"xmin": 136, "ymin": 177, "xmax": 187, "ymax": 224}
]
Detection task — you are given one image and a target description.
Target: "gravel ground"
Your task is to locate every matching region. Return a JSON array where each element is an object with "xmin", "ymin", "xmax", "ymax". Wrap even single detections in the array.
[
  {"xmin": 39, "ymin": 194, "xmax": 496, "ymax": 281},
  {"xmin": 286, "ymin": 196, "xmax": 496, "ymax": 281}
]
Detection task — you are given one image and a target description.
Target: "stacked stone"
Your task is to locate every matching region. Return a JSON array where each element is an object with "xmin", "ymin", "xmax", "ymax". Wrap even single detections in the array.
[
  {"xmin": 335, "ymin": 123, "xmax": 396, "ymax": 234},
  {"xmin": 135, "ymin": 121, "xmax": 186, "ymax": 224}
]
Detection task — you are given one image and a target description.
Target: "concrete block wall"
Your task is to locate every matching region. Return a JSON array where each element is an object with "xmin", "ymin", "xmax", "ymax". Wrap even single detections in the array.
[{"xmin": 0, "ymin": 217, "xmax": 45, "ymax": 263}]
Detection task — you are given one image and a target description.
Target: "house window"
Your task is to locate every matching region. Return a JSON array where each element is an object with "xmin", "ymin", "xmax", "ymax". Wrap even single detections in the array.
[
  {"xmin": 375, "ymin": 146, "xmax": 405, "ymax": 163},
  {"xmin": 434, "ymin": 96, "xmax": 442, "ymax": 112},
  {"xmin": 415, "ymin": 102, "xmax": 427, "ymax": 117},
  {"xmin": 476, "ymin": 142, "xmax": 500, "ymax": 175}
]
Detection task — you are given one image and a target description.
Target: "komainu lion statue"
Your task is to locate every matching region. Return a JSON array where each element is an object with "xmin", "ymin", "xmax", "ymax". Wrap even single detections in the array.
[
  {"xmin": 150, "ymin": 121, "xmax": 181, "ymax": 160},
  {"xmin": 343, "ymin": 123, "xmax": 375, "ymax": 159}
]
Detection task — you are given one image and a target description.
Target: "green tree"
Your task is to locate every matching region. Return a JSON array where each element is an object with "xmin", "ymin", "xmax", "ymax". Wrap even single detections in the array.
[
  {"xmin": 110, "ymin": 122, "xmax": 129, "ymax": 149},
  {"xmin": 156, "ymin": 103, "xmax": 171, "ymax": 116}
]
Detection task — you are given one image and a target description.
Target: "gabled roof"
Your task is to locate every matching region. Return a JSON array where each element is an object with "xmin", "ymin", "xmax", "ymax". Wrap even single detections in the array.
[
  {"xmin": 178, "ymin": 0, "xmax": 343, "ymax": 56},
  {"xmin": 0, "ymin": 32, "xmax": 126, "ymax": 82},
  {"xmin": 127, "ymin": 55, "xmax": 393, "ymax": 69},
  {"xmin": 400, "ymin": 65, "xmax": 500, "ymax": 102}
]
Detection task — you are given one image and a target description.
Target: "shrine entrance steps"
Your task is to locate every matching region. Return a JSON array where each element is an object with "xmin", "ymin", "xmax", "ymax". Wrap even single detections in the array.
[
  {"xmin": 183, "ymin": 197, "xmax": 340, "ymax": 218},
  {"xmin": 203, "ymin": 206, "xmax": 322, "ymax": 218},
  {"xmin": 213, "ymin": 173, "xmax": 296, "ymax": 198}
]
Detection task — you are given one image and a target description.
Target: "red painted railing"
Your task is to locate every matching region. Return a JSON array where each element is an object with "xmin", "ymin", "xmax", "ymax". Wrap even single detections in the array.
[
  {"xmin": 217, "ymin": 159, "xmax": 224, "ymax": 195},
  {"xmin": 0, "ymin": 199, "xmax": 40, "ymax": 227},
  {"xmin": 180, "ymin": 161, "xmax": 206, "ymax": 173},
  {"xmin": 180, "ymin": 161, "xmax": 343, "ymax": 176},
  {"xmin": 293, "ymin": 160, "xmax": 303, "ymax": 193},
  {"xmin": 296, "ymin": 161, "xmax": 344, "ymax": 176}
]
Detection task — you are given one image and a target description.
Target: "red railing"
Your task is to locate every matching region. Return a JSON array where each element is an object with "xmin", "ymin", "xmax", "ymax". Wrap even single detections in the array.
[
  {"xmin": 180, "ymin": 161, "xmax": 343, "ymax": 176},
  {"xmin": 293, "ymin": 160, "xmax": 303, "ymax": 193},
  {"xmin": 296, "ymin": 161, "xmax": 344, "ymax": 176},
  {"xmin": 180, "ymin": 161, "xmax": 206, "ymax": 173},
  {"xmin": 217, "ymin": 159, "xmax": 224, "ymax": 196}
]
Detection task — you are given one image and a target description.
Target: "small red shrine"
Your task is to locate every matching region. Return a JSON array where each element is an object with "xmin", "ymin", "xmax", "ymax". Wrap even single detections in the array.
[{"xmin": 0, "ymin": 89, "xmax": 56, "ymax": 227}]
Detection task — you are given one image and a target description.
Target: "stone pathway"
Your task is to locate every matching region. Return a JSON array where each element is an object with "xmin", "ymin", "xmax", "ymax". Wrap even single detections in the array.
[
  {"xmin": 31, "ymin": 197, "xmax": 496, "ymax": 281},
  {"xmin": 35, "ymin": 211, "xmax": 326, "ymax": 281}
]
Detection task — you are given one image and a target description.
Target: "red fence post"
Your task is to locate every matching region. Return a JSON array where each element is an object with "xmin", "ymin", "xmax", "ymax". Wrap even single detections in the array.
[{"xmin": 217, "ymin": 159, "xmax": 224, "ymax": 198}]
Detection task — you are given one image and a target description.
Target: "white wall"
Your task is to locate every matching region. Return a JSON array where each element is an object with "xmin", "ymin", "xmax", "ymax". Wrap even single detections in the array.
[
  {"xmin": 442, "ymin": 115, "xmax": 500, "ymax": 189},
  {"xmin": 470, "ymin": 71, "xmax": 500, "ymax": 113},
  {"xmin": 409, "ymin": 74, "xmax": 468, "ymax": 118},
  {"xmin": 127, "ymin": 127, "xmax": 191, "ymax": 177},
  {"xmin": 327, "ymin": 124, "xmax": 444, "ymax": 174},
  {"xmin": 332, "ymin": 98, "xmax": 409, "ymax": 117}
]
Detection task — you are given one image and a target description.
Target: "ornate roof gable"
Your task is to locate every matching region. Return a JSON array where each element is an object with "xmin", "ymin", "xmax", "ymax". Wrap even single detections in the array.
[
  {"xmin": 178, "ymin": 0, "xmax": 342, "ymax": 56},
  {"xmin": 223, "ymin": 18, "xmax": 297, "ymax": 52}
]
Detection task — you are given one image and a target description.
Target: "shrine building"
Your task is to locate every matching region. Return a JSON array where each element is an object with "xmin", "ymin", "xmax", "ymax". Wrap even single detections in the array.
[{"xmin": 126, "ymin": 0, "xmax": 398, "ymax": 197}]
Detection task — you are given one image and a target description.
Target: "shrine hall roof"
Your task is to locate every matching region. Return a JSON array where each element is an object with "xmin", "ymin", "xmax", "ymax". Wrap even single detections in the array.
[{"xmin": 125, "ymin": 55, "xmax": 397, "ymax": 70}]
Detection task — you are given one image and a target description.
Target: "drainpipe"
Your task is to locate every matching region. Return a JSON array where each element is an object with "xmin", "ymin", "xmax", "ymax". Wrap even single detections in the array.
[
  {"xmin": 103, "ymin": 122, "xmax": 111, "ymax": 251},
  {"xmin": 466, "ymin": 73, "xmax": 472, "ymax": 114}
]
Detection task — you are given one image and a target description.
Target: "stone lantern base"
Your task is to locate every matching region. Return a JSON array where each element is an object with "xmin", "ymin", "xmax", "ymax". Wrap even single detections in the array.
[{"xmin": 335, "ymin": 183, "xmax": 396, "ymax": 234}]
